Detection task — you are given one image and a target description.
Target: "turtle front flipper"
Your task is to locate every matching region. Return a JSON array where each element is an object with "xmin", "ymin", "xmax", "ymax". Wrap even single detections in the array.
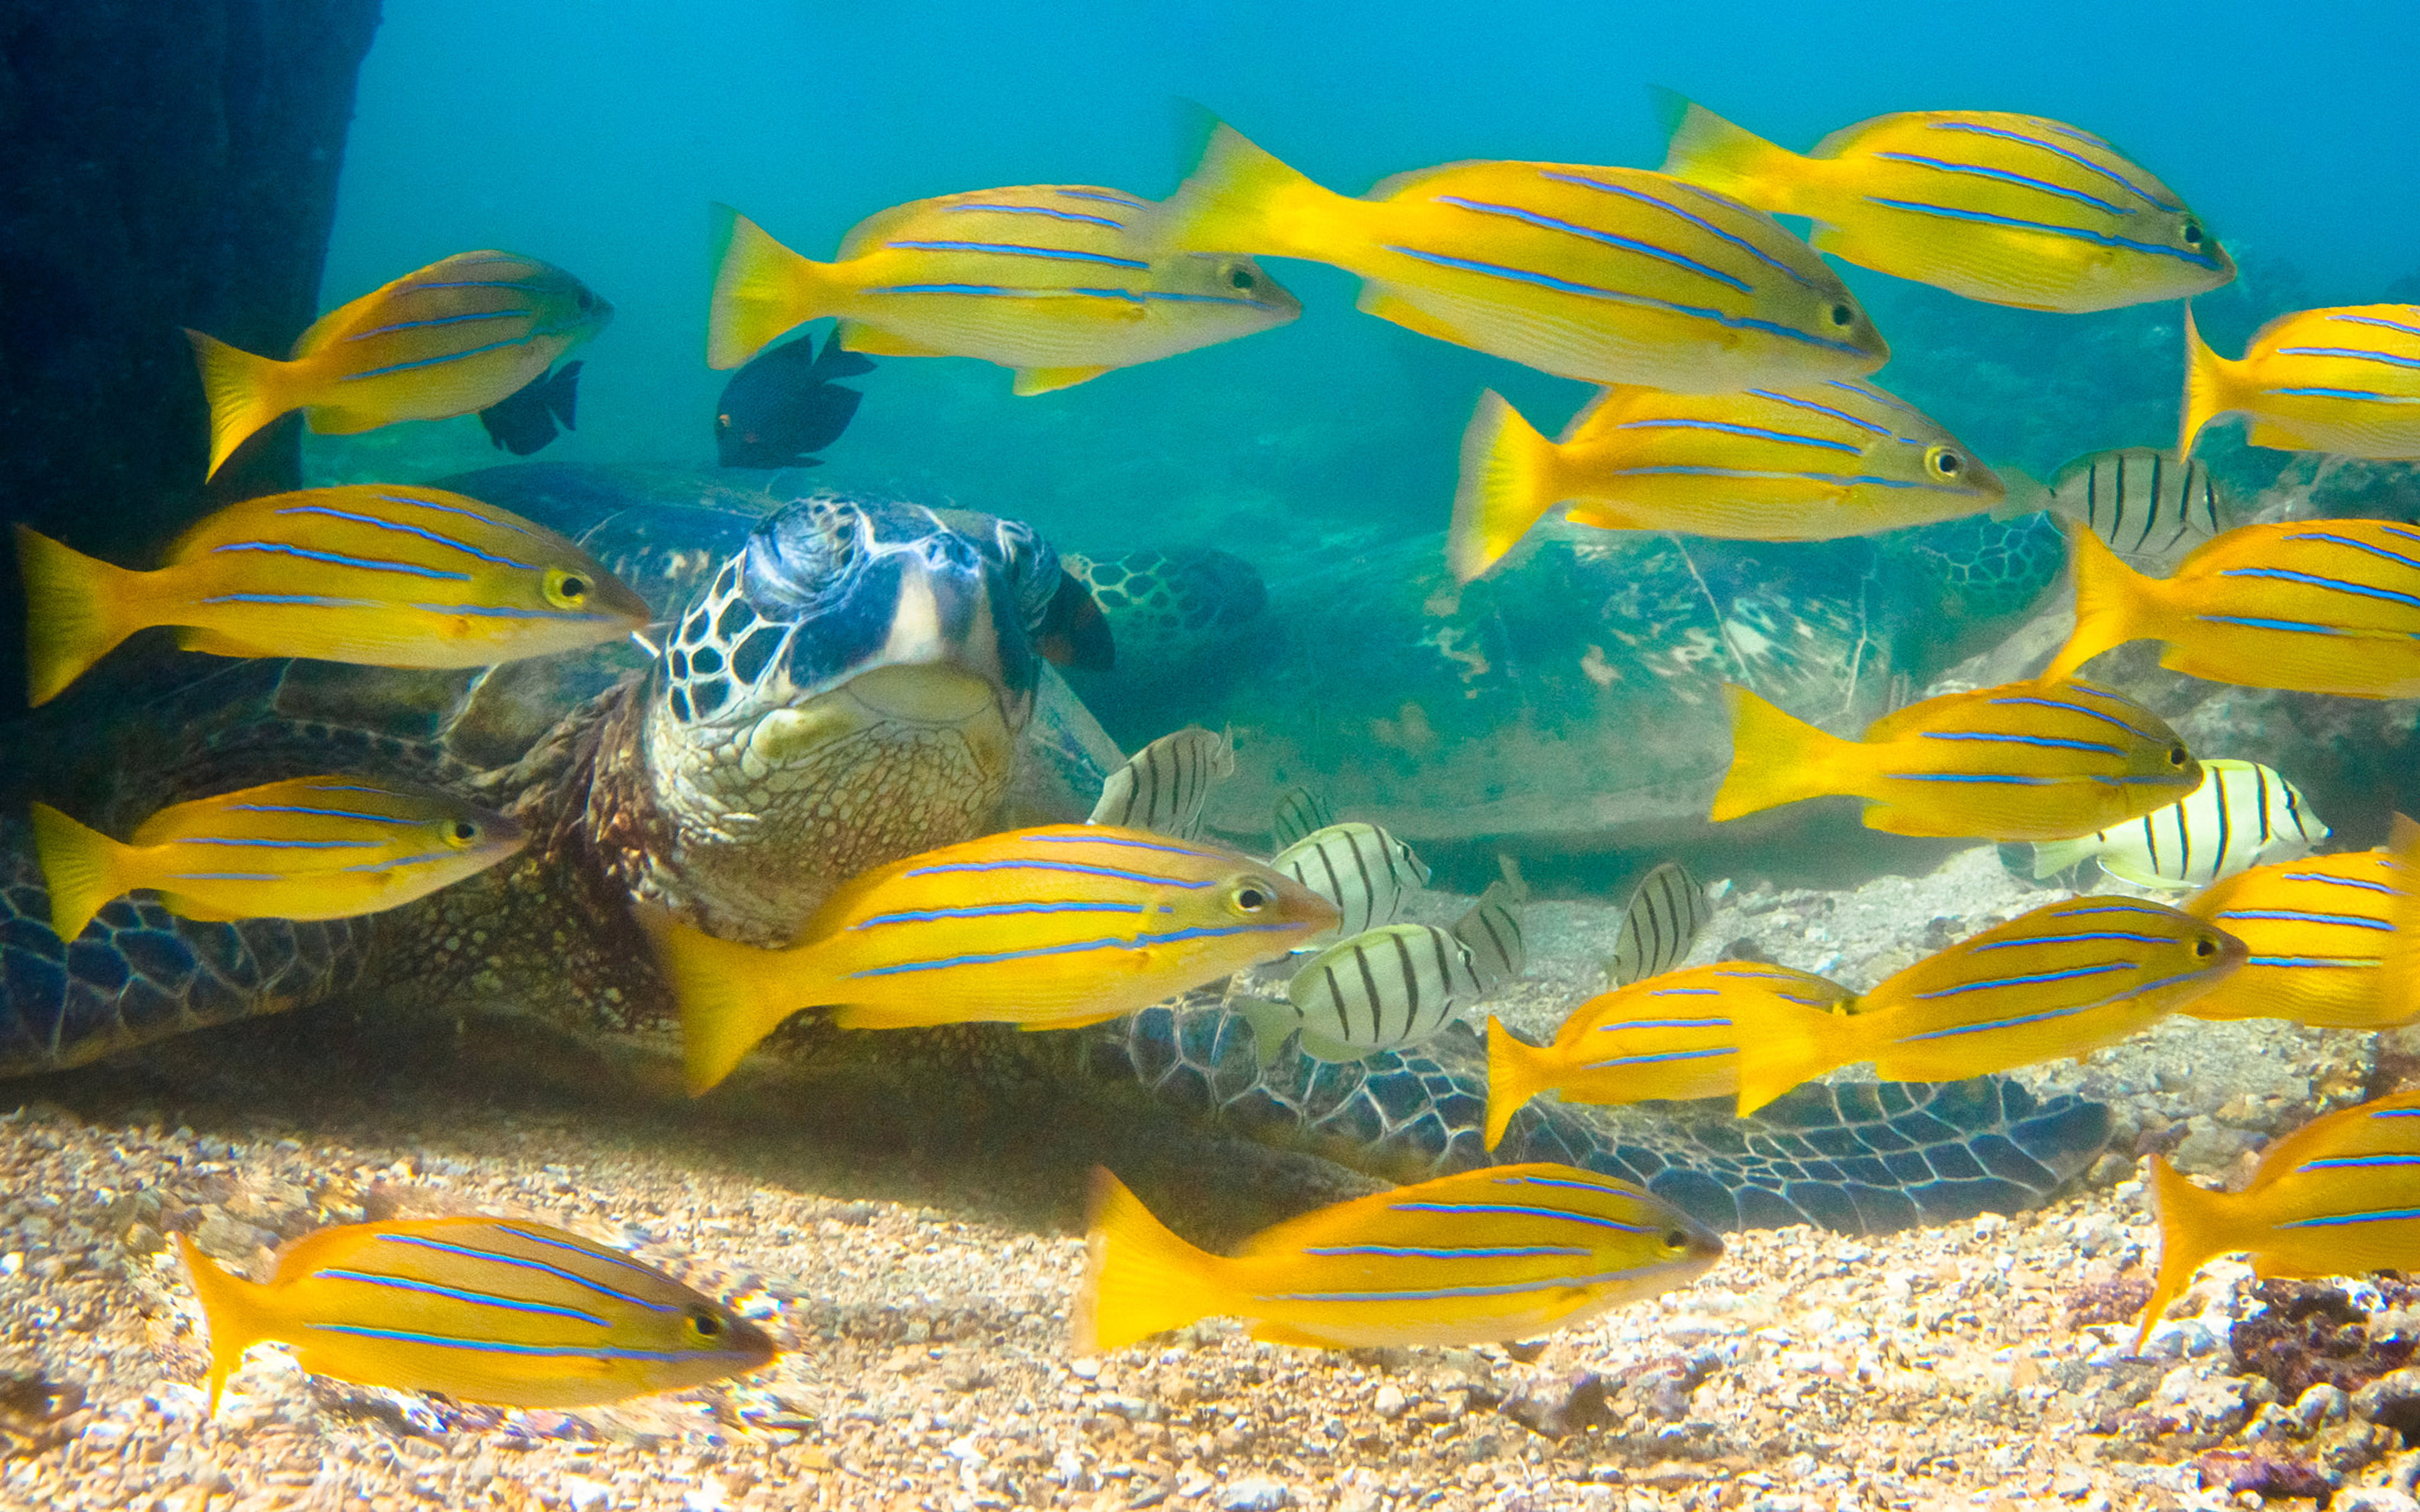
[
  {"xmin": 0, "ymin": 815, "xmax": 377, "ymax": 1077},
  {"xmin": 1084, "ymin": 1002, "xmax": 2112, "ymax": 1236}
]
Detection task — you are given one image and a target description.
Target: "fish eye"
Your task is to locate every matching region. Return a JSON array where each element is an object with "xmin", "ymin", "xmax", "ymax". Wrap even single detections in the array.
[
  {"xmin": 1928, "ymin": 447, "xmax": 1963, "ymax": 478},
  {"xmin": 1829, "ymin": 303, "xmax": 1854, "ymax": 327},
  {"xmin": 2194, "ymin": 937, "xmax": 2218, "ymax": 958},
  {"xmin": 544, "ymin": 569, "xmax": 593, "ymax": 609},
  {"xmin": 445, "ymin": 820, "xmax": 480, "ymax": 846},
  {"xmin": 1231, "ymin": 885, "xmax": 1269, "ymax": 914},
  {"xmin": 2182, "ymin": 222, "xmax": 2203, "ymax": 245},
  {"xmin": 577, "ymin": 289, "xmax": 596, "ymax": 311},
  {"xmin": 2167, "ymin": 743, "xmax": 2189, "ymax": 767},
  {"xmin": 1664, "ymin": 1228, "xmax": 1690, "ymax": 1250},
  {"xmin": 1229, "ymin": 266, "xmax": 1255, "ymax": 290},
  {"xmin": 688, "ymin": 1307, "xmax": 723, "ymax": 1338}
]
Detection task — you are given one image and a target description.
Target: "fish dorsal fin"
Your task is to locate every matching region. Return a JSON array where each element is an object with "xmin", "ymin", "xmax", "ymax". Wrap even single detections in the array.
[
  {"xmin": 834, "ymin": 196, "xmax": 955, "ymax": 262},
  {"xmin": 1557, "ymin": 384, "xmax": 1657, "ymax": 444},
  {"xmin": 1807, "ymin": 113, "xmax": 1904, "ymax": 161},
  {"xmin": 289, "ymin": 282, "xmax": 396, "ymax": 358},
  {"xmin": 1365, "ymin": 159, "xmax": 1497, "ymax": 203},
  {"xmin": 1857, "ymin": 690, "xmax": 1961, "ymax": 743}
]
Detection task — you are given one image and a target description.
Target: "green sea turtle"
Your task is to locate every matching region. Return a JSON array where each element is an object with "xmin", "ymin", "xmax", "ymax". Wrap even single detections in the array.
[{"xmin": 0, "ymin": 464, "xmax": 2106, "ymax": 1234}]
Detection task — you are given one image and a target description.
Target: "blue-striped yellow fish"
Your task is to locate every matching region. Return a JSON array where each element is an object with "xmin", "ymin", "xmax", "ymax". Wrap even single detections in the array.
[
  {"xmin": 2031, "ymin": 758, "xmax": 2325, "ymax": 888},
  {"xmin": 2181, "ymin": 304, "xmax": 2420, "ymax": 461},
  {"xmin": 1608, "ymin": 861, "xmax": 1714, "ymax": 986},
  {"xmin": 652, "ymin": 825, "xmax": 1336, "ymax": 1093},
  {"xmin": 1735, "ymin": 897, "xmax": 2244, "ymax": 1112},
  {"xmin": 1449, "ymin": 379, "xmax": 2002, "ymax": 580},
  {"xmin": 14, "ymin": 486, "xmax": 650, "ymax": 706},
  {"xmin": 1269, "ymin": 821, "xmax": 1429, "ymax": 948},
  {"xmin": 1659, "ymin": 98, "xmax": 2232, "ymax": 312},
  {"xmin": 2039, "ymin": 447, "xmax": 2230, "ymax": 561},
  {"xmin": 177, "ymin": 1216, "xmax": 773, "ymax": 1414},
  {"xmin": 2138, "ymin": 1092, "xmax": 2420, "ymax": 1351},
  {"xmin": 1452, "ymin": 878, "xmax": 1527, "ymax": 991},
  {"xmin": 1711, "ymin": 678, "xmax": 2201, "ymax": 841},
  {"xmin": 1270, "ymin": 788, "xmax": 1335, "ymax": 850},
  {"xmin": 1078, "ymin": 1163, "xmax": 1722, "ymax": 1353},
  {"xmin": 706, "ymin": 195, "xmax": 1299, "ymax": 394},
  {"xmin": 1241, "ymin": 922, "xmax": 1484, "ymax": 1067},
  {"xmin": 1088, "ymin": 726, "xmax": 1235, "ymax": 840},
  {"xmin": 30, "ymin": 777, "xmax": 525, "ymax": 943},
  {"xmin": 1484, "ymin": 963, "xmax": 1855, "ymax": 1148},
  {"xmin": 186, "ymin": 251, "xmax": 611, "ymax": 479},
  {"xmin": 2180, "ymin": 850, "xmax": 2411, "ymax": 1028},
  {"xmin": 1161, "ymin": 121, "xmax": 1887, "ymax": 393},
  {"xmin": 2046, "ymin": 519, "xmax": 2420, "ymax": 699}
]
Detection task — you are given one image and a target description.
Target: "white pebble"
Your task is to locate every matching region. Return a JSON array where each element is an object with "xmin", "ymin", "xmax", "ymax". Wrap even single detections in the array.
[{"xmin": 563, "ymin": 1475, "xmax": 611, "ymax": 1512}]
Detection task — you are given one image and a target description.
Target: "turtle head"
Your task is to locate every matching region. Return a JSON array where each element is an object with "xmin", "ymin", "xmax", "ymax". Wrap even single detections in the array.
[{"xmin": 632, "ymin": 492, "xmax": 1095, "ymax": 940}]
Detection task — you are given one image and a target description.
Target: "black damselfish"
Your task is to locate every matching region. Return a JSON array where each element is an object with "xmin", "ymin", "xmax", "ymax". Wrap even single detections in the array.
[
  {"xmin": 716, "ymin": 332, "xmax": 875, "ymax": 469},
  {"xmin": 478, "ymin": 360, "xmax": 582, "ymax": 456}
]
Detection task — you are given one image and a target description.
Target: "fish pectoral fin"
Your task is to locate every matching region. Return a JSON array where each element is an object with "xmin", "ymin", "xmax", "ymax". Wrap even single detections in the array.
[
  {"xmin": 1356, "ymin": 289, "xmax": 1479, "ymax": 349},
  {"xmin": 1013, "ymin": 365, "xmax": 1113, "ymax": 397},
  {"xmin": 833, "ymin": 322, "xmax": 953, "ymax": 359}
]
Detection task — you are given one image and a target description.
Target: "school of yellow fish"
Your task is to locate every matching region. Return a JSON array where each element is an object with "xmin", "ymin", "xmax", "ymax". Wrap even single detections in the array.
[{"xmin": 17, "ymin": 84, "xmax": 2420, "ymax": 1416}]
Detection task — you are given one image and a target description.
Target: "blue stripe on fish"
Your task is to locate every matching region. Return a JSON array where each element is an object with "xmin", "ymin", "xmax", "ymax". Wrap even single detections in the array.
[
  {"xmin": 904, "ymin": 859, "xmax": 1215, "ymax": 887},
  {"xmin": 1261, "ymin": 1266, "xmax": 1677, "ymax": 1305},
  {"xmin": 337, "ymin": 849, "xmax": 460, "ymax": 873},
  {"xmin": 314, "ymin": 1269, "xmax": 613, "ymax": 1326},
  {"xmin": 374, "ymin": 494, "xmax": 527, "ymax": 534},
  {"xmin": 1582, "ymin": 1046, "xmax": 1737, "ymax": 1070},
  {"xmin": 276, "ymin": 503, "xmax": 536, "ymax": 568},
  {"xmin": 1598, "ymin": 1016, "xmax": 1729, "ymax": 1028},
  {"xmin": 882, "ymin": 239, "xmax": 1149, "ymax": 269},
  {"xmin": 372, "ymin": 1235, "xmax": 677, "ymax": 1311},
  {"xmin": 2296, "ymin": 1155, "xmax": 2420, "ymax": 1171},
  {"xmin": 2279, "ymin": 871, "xmax": 2396, "ymax": 893},
  {"xmin": 163, "ymin": 871, "xmax": 287, "ymax": 881},
  {"xmin": 1303, "ymin": 1245, "xmax": 1592, "ymax": 1259},
  {"xmin": 2277, "ymin": 1207, "xmax": 2420, "ymax": 1230},
  {"xmin": 1055, "ymin": 190, "xmax": 1148, "ymax": 207},
  {"xmin": 853, "ymin": 900, "xmax": 1149, "ymax": 928},
  {"xmin": 945, "ymin": 203, "xmax": 1126, "ymax": 228},
  {"xmin": 1645, "ymin": 988, "xmax": 1721, "ymax": 997},
  {"xmin": 1386, "ymin": 1201, "xmax": 1656, "ymax": 1234},
  {"xmin": 408, "ymin": 604, "xmax": 614, "ymax": 621},
  {"xmin": 2332, "ymin": 314, "xmax": 2420, "ymax": 339},
  {"xmin": 1379, "ymin": 246, "xmax": 1870, "ymax": 355},
  {"xmin": 2215, "ymin": 908, "xmax": 2392, "ymax": 931},
  {"xmin": 2283, "ymin": 530, "xmax": 2420, "ymax": 574},
  {"xmin": 222, "ymin": 803, "xmax": 412, "ymax": 822},
  {"xmin": 497, "ymin": 1223, "xmax": 679, "ymax": 1281},
  {"xmin": 303, "ymin": 1325, "xmax": 708, "ymax": 1359},
  {"xmin": 1881, "ymin": 774, "xmax": 2063, "ymax": 785},
  {"xmin": 199, "ymin": 592, "xmax": 383, "ymax": 608},
  {"xmin": 1609, "ymin": 418, "xmax": 1862, "ymax": 452},
  {"xmin": 338, "ymin": 335, "xmax": 539, "ymax": 381},
  {"xmin": 1432, "ymin": 197, "xmax": 1751, "ymax": 292},
  {"xmin": 1922, "ymin": 121, "xmax": 2167, "ymax": 203},
  {"xmin": 1971, "ymin": 931, "xmax": 2185, "ymax": 949},
  {"xmin": 847, "ymin": 920, "xmax": 1301, "ymax": 977},
  {"xmin": 1867, "ymin": 152, "xmax": 2136, "ymax": 214},
  {"xmin": 2275, "ymin": 346, "xmax": 2420, "ymax": 371},
  {"xmin": 1601, "ymin": 466, "xmax": 1927, "ymax": 488},
  {"xmin": 1744, "ymin": 389, "xmax": 1893, "ymax": 438},
  {"xmin": 1982, "ymin": 696, "xmax": 2165, "ymax": 742},
  {"xmin": 343, "ymin": 309, "xmax": 537, "ymax": 342},
  {"xmin": 1918, "ymin": 731, "xmax": 2124, "ymax": 755},
  {"xmin": 164, "ymin": 837, "xmax": 380, "ymax": 850},
  {"xmin": 1538, "ymin": 171, "xmax": 1818, "ymax": 287},
  {"xmin": 2219, "ymin": 566, "xmax": 2420, "ymax": 610},
  {"xmin": 209, "ymin": 541, "xmax": 470, "ymax": 581},
  {"xmin": 1911, "ymin": 961, "xmax": 2133, "ymax": 999},
  {"xmin": 1027, "ymin": 832, "xmax": 1229, "ymax": 857},
  {"xmin": 2264, "ymin": 386, "xmax": 2402, "ymax": 401},
  {"xmin": 2192, "ymin": 615, "xmax": 2342, "ymax": 634},
  {"xmin": 1859, "ymin": 198, "xmax": 2223, "ymax": 268},
  {"xmin": 2246, "ymin": 954, "xmax": 2381, "ymax": 968}
]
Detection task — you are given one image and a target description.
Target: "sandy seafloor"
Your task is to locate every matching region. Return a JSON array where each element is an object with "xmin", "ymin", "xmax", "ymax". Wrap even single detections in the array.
[{"xmin": 11, "ymin": 839, "xmax": 2420, "ymax": 1512}]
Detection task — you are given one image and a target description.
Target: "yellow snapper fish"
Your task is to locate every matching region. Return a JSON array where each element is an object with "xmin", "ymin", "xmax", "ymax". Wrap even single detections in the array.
[
  {"xmin": 1658, "ymin": 97, "xmax": 2233, "ymax": 312},
  {"xmin": 1240, "ymin": 920, "xmax": 1485, "ymax": 1068},
  {"xmin": 2137, "ymin": 1091, "xmax": 2420, "ymax": 1352},
  {"xmin": 1452, "ymin": 878, "xmax": 1528, "ymax": 991},
  {"xmin": 2034, "ymin": 447, "xmax": 2231, "ymax": 562},
  {"xmin": 1483, "ymin": 963, "xmax": 1856, "ymax": 1148},
  {"xmin": 1269, "ymin": 787, "xmax": 1335, "ymax": 850},
  {"xmin": 2044, "ymin": 519, "xmax": 2420, "ymax": 699},
  {"xmin": 2180, "ymin": 849, "xmax": 2414, "ymax": 1028},
  {"xmin": 1735, "ymin": 897, "xmax": 2245, "ymax": 1113},
  {"xmin": 1711, "ymin": 677, "xmax": 2201, "ymax": 841},
  {"xmin": 186, "ymin": 251, "xmax": 612, "ymax": 480},
  {"xmin": 1449, "ymin": 379, "xmax": 2003, "ymax": 581},
  {"xmin": 1608, "ymin": 860, "xmax": 1715, "ymax": 987},
  {"xmin": 30, "ymin": 777, "xmax": 525, "ymax": 943},
  {"xmin": 1269, "ymin": 821, "xmax": 1430, "ymax": 948},
  {"xmin": 178, "ymin": 1216, "xmax": 773, "ymax": 1414},
  {"xmin": 651, "ymin": 825, "xmax": 1337, "ymax": 1094},
  {"xmin": 2031, "ymin": 757, "xmax": 2325, "ymax": 889},
  {"xmin": 1161, "ymin": 121, "xmax": 1888, "ymax": 392},
  {"xmin": 706, "ymin": 195, "xmax": 1299, "ymax": 394},
  {"xmin": 1078, "ymin": 1163, "xmax": 1722, "ymax": 1354},
  {"xmin": 1088, "ymin": 726, "xmax": 1236, "ymax": 840},
  {"xmin": 2181, "ymin": 303, "xmax": 2420, "ymax": 461},
  {"xmin": 15, "ymin": 486, "xmax": 652, "ymax": 706}
]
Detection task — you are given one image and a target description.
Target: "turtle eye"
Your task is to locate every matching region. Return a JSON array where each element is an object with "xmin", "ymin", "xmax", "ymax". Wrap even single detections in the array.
[
  {"xmin": 1829, "ymin": 303, "xmax": 1854, "ymax": 327},
  {"xmin": 544, "ymin": 569, "xmax": 593, "ymax": 609}
]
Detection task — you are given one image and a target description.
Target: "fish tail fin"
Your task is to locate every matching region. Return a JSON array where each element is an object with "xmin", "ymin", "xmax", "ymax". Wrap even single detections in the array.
[
  {"xmin": 26, "ymin": 803, "xmax": 134, "ymax": 942},
  {"xmin": 1448, "ymin": 391, "xmax": 1561, "ymax": 583},
  {"xmin": 1231, "ymin": 995, "xmax": 1299, "ymax": 1071},
  {"xmin": 1482, "ymin": 1014, "xmax": 1552, "ymax": 1152},
  {"xmin": 707, "ymin": 205, "xmax": 836, "ymax": 370},
  {"xmin": 1732, "ymin": 997, "xmax": 1862, "ymax": 1116},
  {"xmin": 2042, "ymin": 525, "xmax": 2146, "ymax": 683},
  {"xmin": 2178, "ymin": 303, "xmax": 2243, "ymax": 460},
  {"xmin": 2137, "ymin": 1154, "xmax": 2233, "ymax": 1353},
  {"xmin": 1708, "ymin": 684, "xmax": 1850, "ymax": 823},
  {"xmin": 182, "ymin": 328, "xmax": 292, "ymax": 481},
  {"xmin": 1655, "ymin": 93, "xmax": 1806, "ymax": 212},
  {"xmin": 1161, "ymin": 120, "xmax": 1331, "ymax": 260},
  {"xmin": 176, "ymin": 1232, "xmax": 269, "ymax": 1416},
  {"xmin": 1076, "ymin": 1167, "xmax": 1223, "ymax": 1354},
  {"xmin": 2030, "ymin": 837, "xmax": 2090, "ymax": 878},
  {"xmin": 646, "ymin": 916, "xmax": 811, "ymax": 1095},
  {"xmin": 14, "ymin": 525, "xmax": 146, "ymax": 707}
]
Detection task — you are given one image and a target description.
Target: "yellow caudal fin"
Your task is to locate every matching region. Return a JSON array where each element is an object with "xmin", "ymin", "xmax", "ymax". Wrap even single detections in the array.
[
  {"xmin": 183, "ymin": 328, "xmax": 294, "ymax": 481},
  {"xmin": 1482, "ymin": 1014, "xmax": 1554, "ymax": 1151},
  {"xmin": 706, "ymin": 205, "xmax": 841, "ymax": 370},
  {"xmin": 2178, "ymin": 303, "xmax": 2245, "ymax": 461},
  {"xmin": 176, "ymin": 1232, "xmax": 272, "ymax": 1416},
  {"xmin": 1707, "ymin": 684, "xmax": 1855, "ymax": 823},
  {"xmin": 1161, "ymin": 121, "xmax": 1335, "ymax": 260},
  {"xmin": 645, "ymin": 915, "xmax": 821, "ymax": 1095},
  {"xmin": 2041, "ymin": 524, "xmax": 2148, "ymax": 683},
  {"xmin": 1654, "ymin": 91, "xmax": 1807, "ymax": 214},
  {"xmin": 14, "ymin": 525, "xmax": 147, "ymax": 707},
  {"xmin": 26, "ymin": 803, "xmax": 134, "ymax": 942},
  {"xmin": 1075, "ymin": 1168, "xmax": 1223, "ymax": 1354},
  {"xmin": 2136, "ymin": 1154, "xmax": 2237, "ymax": 1353},
  {"xmin": 1731, "ymin": 997, "xmax": 1864, "ymax": 1116},
  {"xmin": 1448, "ymin": 391, "xmax": 1563, "ymax": 583}
]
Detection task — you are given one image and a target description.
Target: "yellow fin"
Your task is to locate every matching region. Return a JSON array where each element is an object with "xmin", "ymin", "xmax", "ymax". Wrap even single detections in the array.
[
  {"xmin": 1357, "ymin": 289, "xmax": 1478, "ymax": 348},
  {"xmin": 1012, "ymin": 365, "xmax": 1112, "ymax": 396},
  {"xmin": 2041, "ymin": 524, "xmax": 2148, "ymax": 682},
  {"xmin": 1707, "ymin": 684, "xmax": 1851, "ymax": 823},
  {"xmin": 706, "ymin": 205, "xmax": 839, "ymax": 370},
  {"xmin": 2178, "ymin": 303, "xmax": 2242, "ymax": 460},
  {"xmin": 1162, "ymin": 120, "xmax": 1329, "ymax": 259},
  {"xmin": 1656, "ymin": 93, "xmax": 1809, "ymax": 214},
  {"xmin": 27, "ymin": 803, "xmax": 134, "ymax": 941},
  {"xmin": 835, "ymin": 322, "xmax": 955, "ymax": 358},
  {"xmin": 2136, "ymin": 1154, "xmax": 2237, "ymax": 1353},
  {"xmin": 1482, "ymin": 1014, "xmax": 1550, "ymax": 1152},
  {"xmin": 644, "ymin": 915, "xmax": 822, "ymax": 1095},
  {"xmin": 2029, "ymin": 837, "xmax": 2091, "ymax": 879},
  {"xmin": 1248, "ymin": 1322, "xmax": 1340, "ymax": 1348},
  {"xmin": 183, "ymin": 328, "xmax": 295, "ymax": 481},
  {"xmin": 1448, "ymin": 391, "xmax": 1562, "ymax": 583},
  {"xmin": 14, "ymin": 525, "xmax": 144, "ymax": 706},
  {"xmin": 1076, "ymin": 1168, "xmax": 1221, "ymax": 1354},
  {"xmin": 1731, "ymin": 997, "xmax": 1862, "ymax": 1116},
  {"xmin": 176, "ymin": 1232, "xmax": 270, "ymax": 1417}
]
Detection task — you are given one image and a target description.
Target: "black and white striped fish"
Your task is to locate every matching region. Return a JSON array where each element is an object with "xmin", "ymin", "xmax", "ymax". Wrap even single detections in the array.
[
  {"xmin": 2043, "ymin": 448, "xmax": 2229, "ymax": 559},
  {"xmin": 1242, "ymin": 923, "xmax": 1489, "ymax": 1065},
  {"xmin": 1269, "ymin": 788, "xmax": 1336, "ymax": 851},
  {"xmin": 1607, "ymin": 861, "xmax": 1714, "ymax": 986},
  {"xmin": 1270, "ymin": 821, "xmax": 1429, "ymax": 946},
  {"xmin": 1088, "ymin": 726, "xmax": 1236, "ymax": 840},
  {"xmin": 2031, "ymin": 758, "xmax": 2327, "ymax": 890},
  {"xmin": 1453, "ymin": 879, "xmax": 1527, "ymax": 992}
]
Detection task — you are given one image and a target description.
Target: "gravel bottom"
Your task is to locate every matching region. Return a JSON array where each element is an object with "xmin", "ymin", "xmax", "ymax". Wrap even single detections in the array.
[{"xmin": 8, "ymin": 842, "xmax": 2420, "ymax": 1512}]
